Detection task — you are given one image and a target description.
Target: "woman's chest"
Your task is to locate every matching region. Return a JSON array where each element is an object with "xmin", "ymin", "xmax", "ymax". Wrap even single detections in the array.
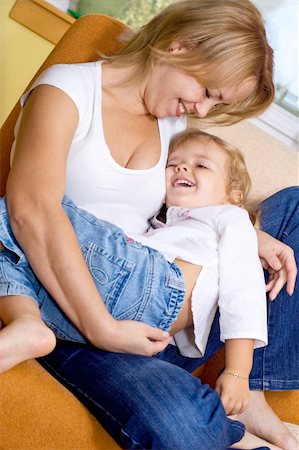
[
  {"xmin": 102, "ymin": 100, "xmax": 161, "ymax": 170},
  {"xmin": 65, "ymin": 132, "xmax": 166, "ymax": 233}
]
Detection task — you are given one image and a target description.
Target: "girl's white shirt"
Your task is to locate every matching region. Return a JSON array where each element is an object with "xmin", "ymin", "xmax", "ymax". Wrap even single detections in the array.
[
  {"xmin": 17, "ymin": 61, "xmax": 187, "ymax": 235},
  {"xmin": 131, "ymin": 204, "xmax": 268, "ymax": 357}
]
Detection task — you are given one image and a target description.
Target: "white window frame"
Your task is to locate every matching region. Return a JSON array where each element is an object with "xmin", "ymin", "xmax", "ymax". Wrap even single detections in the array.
[
  {"xmin": 250, "ymin": 1, "xmax": 298, "ymax": 151},
  {"xmin": 250, "ymin": 103, "xmax": 299, "ymax": 151}
]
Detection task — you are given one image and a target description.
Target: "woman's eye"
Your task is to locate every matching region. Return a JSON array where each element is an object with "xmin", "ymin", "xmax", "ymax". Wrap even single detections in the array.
[{"xmin": 205, "ymin": 89, "xmax": 211, "ymax": 99}]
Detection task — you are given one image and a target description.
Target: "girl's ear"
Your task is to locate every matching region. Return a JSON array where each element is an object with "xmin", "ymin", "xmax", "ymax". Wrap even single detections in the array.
[
  {"xmin": 229, "ymin": 189, "xmax": 244, "ymax": 206},
  {"xmin": 169, "ymin": 41, "xmax": 189, "ymax": 54}
]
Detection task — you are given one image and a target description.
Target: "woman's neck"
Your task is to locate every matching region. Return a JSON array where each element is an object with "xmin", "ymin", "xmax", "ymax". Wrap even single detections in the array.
[{"xmin": 101, "ymin": 62, "xmax": 149, "ymax": 116}]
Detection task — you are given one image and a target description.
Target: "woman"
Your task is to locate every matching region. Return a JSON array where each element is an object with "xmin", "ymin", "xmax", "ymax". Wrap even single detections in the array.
[{"xmin": 3, "ymin": 0, "xmax": 298, "ymax": 449}]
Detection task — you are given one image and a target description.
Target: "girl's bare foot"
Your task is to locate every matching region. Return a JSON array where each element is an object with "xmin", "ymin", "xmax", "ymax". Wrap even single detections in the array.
[
  {"xmin": 230, "ymin": 429, "xmax": 282, "ymax": 450},
  {"xmin": 0, "ymin": 317, "xmax": 56, "ymax": 373},
  {"xmin": 230, "ymin": 391, "xmax": 299, "ymax": 450}
]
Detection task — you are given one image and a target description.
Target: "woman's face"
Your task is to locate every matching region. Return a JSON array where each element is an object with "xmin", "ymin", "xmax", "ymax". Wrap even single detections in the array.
[{"xmin": 142, "ymin": 60, "xmax": 256, "ymax": 119}]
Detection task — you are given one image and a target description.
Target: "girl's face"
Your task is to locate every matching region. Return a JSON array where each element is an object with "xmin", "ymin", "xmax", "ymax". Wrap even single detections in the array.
[
  {"xmin": 165, "ymin": 138, "xmax": 230, "ymax": 209},
  {"xmin": 142, "ymin": 59, "xmax": 256, "ymax": 119}
]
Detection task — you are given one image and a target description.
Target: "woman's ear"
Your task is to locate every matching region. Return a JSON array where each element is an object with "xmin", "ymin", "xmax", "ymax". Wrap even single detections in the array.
[{"xmin": 229, "ymin": 190, "xmax": 244, "ymax": 206}]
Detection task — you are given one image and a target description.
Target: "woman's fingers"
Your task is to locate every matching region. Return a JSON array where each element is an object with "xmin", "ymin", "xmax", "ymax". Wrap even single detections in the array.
[
  {"xmin": 112, "ymin": 321, "xmax": 171, "ymax": 355},
  {"xmin": 146, "ymin": 326, "xmax": 170, "ymax": 341},
  {"xmin": 266, "ymin": 269, "xmax": 287, "ymax": 301},
  {"xmin": 146, "ymin": 336, "xmax": 173, "ymax": 355},
  {"xmin": 257, "ymin": 230, "xmax": 297, "ymax": 298},
  {"xmin": 144, "ymin": 326, "xmax": 172, "ymax": 355},
  {"xmin": 280, "ymin": 248, "xmax": 297, "ymax": 295},
  {"xmin": 267, "ymin": 248, "xmax": 297, "ymax": 297}
]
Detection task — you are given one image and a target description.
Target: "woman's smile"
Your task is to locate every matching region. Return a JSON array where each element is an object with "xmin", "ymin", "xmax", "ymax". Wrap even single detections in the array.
[{"xmin": 176, "ymin": 99, "xmax": 186, "ymax": 116}]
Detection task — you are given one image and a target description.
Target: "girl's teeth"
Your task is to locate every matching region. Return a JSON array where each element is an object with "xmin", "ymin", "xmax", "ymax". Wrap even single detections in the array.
[{"xmin": 174, "ymin": 180, "xmax": 194, "ymax": 187}]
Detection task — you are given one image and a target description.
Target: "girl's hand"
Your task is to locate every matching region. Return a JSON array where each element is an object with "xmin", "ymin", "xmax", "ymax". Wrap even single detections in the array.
[
  {"xmin": 215, "ymin": 372, "xmax": 250, "ymax": 416},
  {"xmin": 256, "ymin": 229, "xmax": 297, "ymax": 300}
]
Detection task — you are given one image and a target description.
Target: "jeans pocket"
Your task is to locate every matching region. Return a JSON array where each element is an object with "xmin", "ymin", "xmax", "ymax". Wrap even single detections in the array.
[
  {"xmin": 0, "ymin": 231, "xmax": 26, "ymax": 266},
  {"xmin": 81, "ymin": 241, "xmax": 135, "ymax": 314}
]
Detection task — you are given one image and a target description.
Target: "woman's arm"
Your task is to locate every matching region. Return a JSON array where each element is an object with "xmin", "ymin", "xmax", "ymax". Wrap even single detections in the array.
[{"xmin": 6, "ymin": 85, "xmax": 170, "ymax": 355}]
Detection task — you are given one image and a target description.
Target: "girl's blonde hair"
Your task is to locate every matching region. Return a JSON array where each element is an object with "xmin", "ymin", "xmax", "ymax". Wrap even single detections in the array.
[
  {"xmin": 168, "ymin": 128, "xmax": 252, "ymax": 207},
  {"xmin": 103, "ymin": 0, "xmax": 274, "ymax": 125}
]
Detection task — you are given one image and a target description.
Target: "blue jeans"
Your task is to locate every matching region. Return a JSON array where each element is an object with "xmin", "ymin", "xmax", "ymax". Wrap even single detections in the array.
[
  {"xmin": 250, "ymin": 186, "xmax": 299, "ymax": 390},
  {"xmin": 0, "ymin": 196, "xmax": 185, "ymax": 341},
  {"xmin": 38, "ymin": 187, "xmax": 299, "ymax": 448},
  {"xmin": 162, "ymin": 186, "xmax": 299, "ymax": 390}
]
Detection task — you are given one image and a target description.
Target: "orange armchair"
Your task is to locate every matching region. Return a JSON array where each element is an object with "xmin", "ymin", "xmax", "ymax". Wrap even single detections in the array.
[{"xmin": 0, "ymin": 13, "xmax": 298, "ymax": 450}]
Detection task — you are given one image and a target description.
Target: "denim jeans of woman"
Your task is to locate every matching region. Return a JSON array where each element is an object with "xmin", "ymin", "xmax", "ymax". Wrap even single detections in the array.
[{"xmin": 39, "ymin": 186, "xmax": 299, "ymax": 450}]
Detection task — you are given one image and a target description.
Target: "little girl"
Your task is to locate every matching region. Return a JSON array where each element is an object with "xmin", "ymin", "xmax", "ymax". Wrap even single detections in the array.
[{"xmin": 0, "ymin": 129, "xmax": 275, "ymax": 417}]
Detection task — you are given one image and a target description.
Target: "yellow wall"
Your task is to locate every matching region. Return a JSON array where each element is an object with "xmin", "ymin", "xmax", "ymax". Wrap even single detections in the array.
[{"xmin": 0, "ymin": 0, "xmax": 54, "ymax": 126}]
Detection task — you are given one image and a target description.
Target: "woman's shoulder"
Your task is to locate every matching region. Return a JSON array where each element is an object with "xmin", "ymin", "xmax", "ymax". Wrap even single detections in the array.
[
  {"xmin": 39, "ymin": 60, "xmax": 101, "ymax": 76},
  {"xmin": 21, "ymin": 61, "xmax": 101, "ymax": 106}
]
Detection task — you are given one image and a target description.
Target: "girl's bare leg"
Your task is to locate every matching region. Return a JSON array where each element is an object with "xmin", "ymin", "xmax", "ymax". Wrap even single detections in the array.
[
  {"xmin": 231, "ymin": 391, "xmax": 299, "ymax": 449},
  {"xmin": 0, "ymin": 296, "xmax": 56, "ymax": 373}
]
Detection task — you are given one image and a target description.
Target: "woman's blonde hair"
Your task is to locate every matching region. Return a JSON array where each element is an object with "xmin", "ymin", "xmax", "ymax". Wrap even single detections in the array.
[
  {"xmin": 168, "ymin": 128, "xmax": 252, "ymax": 207},
  {"xmin": 103, "ymin": 0, "xmax": 274, "ymax": 125}
]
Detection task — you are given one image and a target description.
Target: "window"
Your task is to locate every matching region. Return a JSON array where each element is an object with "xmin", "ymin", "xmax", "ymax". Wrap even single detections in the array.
[
  {"xmin": 47, "ymin": 0, "xmax": 174, "ymax": 27},
  {"xmin": 251, "ymin": 0, "xmax": 298, "ymax": 148},
  {"xmin": 253, "ymin": 0, "xmax": 298, "ymax": 117}
]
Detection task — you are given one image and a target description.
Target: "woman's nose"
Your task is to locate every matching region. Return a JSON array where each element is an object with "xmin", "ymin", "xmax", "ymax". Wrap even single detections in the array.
[{"xmin": 194, "ymin": 98, "xmax": 215, "ymax": 118}]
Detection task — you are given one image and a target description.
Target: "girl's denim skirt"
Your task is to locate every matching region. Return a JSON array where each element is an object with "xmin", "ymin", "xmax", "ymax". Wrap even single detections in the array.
[{"xmin": 0, "ymin": 196, "xmax": 185, "ymax": 343}]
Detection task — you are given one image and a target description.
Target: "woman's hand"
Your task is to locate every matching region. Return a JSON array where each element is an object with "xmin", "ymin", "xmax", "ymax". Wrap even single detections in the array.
[
  {"xmin": 117, "ymin": 321, "xmax": 173, "ymax": 356},
  {"xmin": 94, "ymin": 319, "xmax": 172, "ymax": 356},
  {"xmin": 256, "ymin": 229, "xmax": 297, "ymax": 300}
]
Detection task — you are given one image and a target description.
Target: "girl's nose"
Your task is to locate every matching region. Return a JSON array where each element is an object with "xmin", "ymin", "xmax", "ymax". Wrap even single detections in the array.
[{"xmin": 175, "ymin": 163, "xmax": 188, "ymax": 172}]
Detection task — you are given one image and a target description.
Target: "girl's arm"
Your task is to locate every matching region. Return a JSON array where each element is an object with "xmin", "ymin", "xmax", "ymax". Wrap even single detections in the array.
[
  {"xmin": 215, "ymin": 338, "xmax": 254, "ymax": 415},
  {"xmin": 6, "ymin": 85, "xmax": 170, "ymax": 355}
]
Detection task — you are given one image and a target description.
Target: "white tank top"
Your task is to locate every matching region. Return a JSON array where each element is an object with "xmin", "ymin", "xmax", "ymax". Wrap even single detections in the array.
[{"xmin": 20, "ymin": 62, "xmax": 187, "ymax": 234}]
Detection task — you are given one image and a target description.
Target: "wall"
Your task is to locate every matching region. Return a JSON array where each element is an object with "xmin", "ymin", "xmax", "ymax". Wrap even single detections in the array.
[{"xmin": 0, "ymin": 0, "xmax": 54, "ymax": 126}]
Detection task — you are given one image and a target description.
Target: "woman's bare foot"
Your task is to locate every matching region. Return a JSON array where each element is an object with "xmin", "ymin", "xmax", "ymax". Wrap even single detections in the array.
[
  {"xmin": 0, "ymin": 317, "xmax": 56, "ymax": 373},
  {"xmin": 230, "ymin": 429, "xmax": 282, "ymax": 450},
  {"xmin": 230, "ymin": 391, "xmax": 299, "ymax": 449}
]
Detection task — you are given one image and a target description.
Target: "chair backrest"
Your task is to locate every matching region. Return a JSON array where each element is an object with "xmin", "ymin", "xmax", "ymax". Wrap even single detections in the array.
[{"xmin": 0, "ymin": 14, "xmax": 128, "ymax": 196}]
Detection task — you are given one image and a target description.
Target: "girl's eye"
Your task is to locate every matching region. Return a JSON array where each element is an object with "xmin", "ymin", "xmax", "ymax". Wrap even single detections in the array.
[
  {"xmin": 197, "ymin": 164, "xmax": 208, "ymax": 169},
  {"xmin": 205, "ymin": 89, "xmax": 211, "ymax": 99}
]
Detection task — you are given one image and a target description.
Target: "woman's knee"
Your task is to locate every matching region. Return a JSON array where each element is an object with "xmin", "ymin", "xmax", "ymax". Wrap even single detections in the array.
[
  {"xmin": 259, "ymin": 186, "xmax": 299, "ymax": 240},
  {"xmin": 260, "ymin": 186, "xmax": 299, "ymax": 218},
  {"xmin": 41, "ymin": 347, "xmax": 235, "ymax": 450},
  {"xmin": 120, "ymin": 366, "xmax": 233, "ymax": 449}
]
